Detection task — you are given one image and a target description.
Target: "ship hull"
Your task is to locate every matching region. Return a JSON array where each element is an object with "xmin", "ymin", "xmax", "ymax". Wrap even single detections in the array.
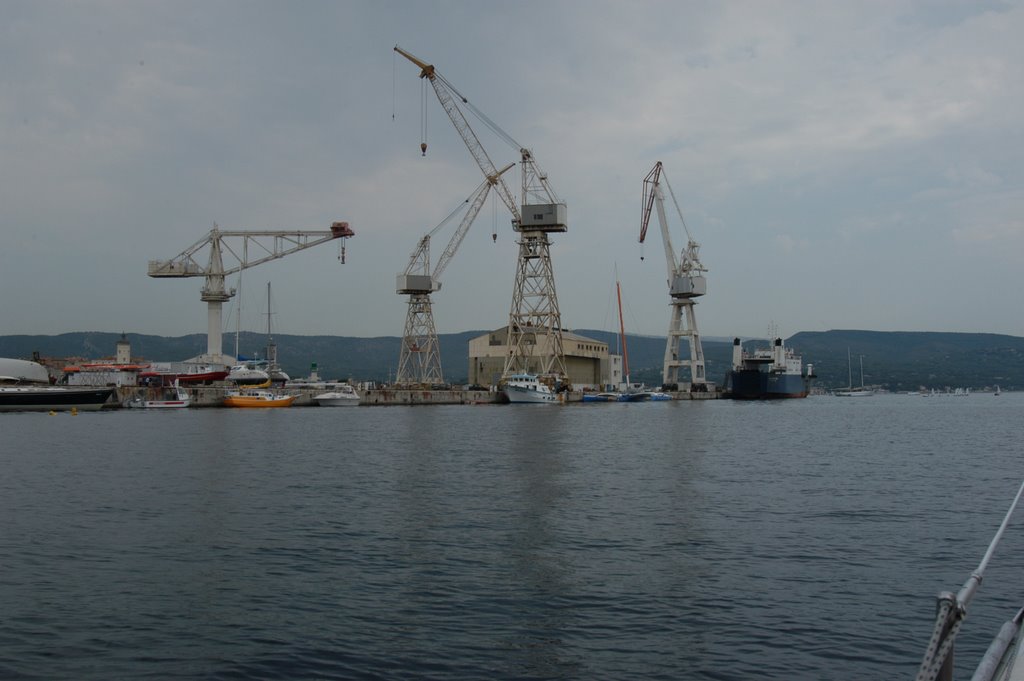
[
  {"xmin": 727, "ymin": 370, "xmax": 810, "ymax": 400},
  {"xmin": 0, "ymin": 387, "xmax": 115, "ymax": 412}
]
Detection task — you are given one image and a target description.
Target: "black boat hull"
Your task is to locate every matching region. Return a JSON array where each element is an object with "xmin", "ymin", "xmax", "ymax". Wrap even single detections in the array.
[{"xmin": 0, "ymin": 387, "xmax": 115, "ymax": 412}]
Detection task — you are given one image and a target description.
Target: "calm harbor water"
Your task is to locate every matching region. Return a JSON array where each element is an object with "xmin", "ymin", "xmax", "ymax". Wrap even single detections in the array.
[{"xmin": 2, "ymin": 393, "xmax": 1024, "ymax": 680}]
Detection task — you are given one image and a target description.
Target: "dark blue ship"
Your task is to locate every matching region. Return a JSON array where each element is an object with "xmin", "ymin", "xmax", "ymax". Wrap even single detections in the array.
[{"xmin": 725, "ymin": 337, "xmax": 814, "ymax": 399}]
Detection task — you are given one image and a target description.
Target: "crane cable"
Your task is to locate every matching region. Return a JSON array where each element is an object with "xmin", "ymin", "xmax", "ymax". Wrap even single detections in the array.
[
  {"xmin": 434, "ymin": 72, "xmax": 521, "ymax": 152},
  {"xmin": 658, "ymin": 166, "xmax": 694, "ymax": 244},
  {"xmin": 420, "ymin": 78, "xmax": 428, "ymax": 155}
]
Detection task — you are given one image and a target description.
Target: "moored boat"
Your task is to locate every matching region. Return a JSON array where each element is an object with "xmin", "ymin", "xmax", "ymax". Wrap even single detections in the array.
[
  {"xmin": 227, "ymin": 364, "xmax": 271, "ymax": 387},
  {"xmin": 582, "ymin": 392, "xmax": 620, "ymax": 402},
  {"xmin": 725, "ymin": 337, "xmax": 814, "ymax": 399},
  {"xmin": 0, "ymin": 385, "xmax": 115, "ymax": 412},
  {"xmin": 314, "ymin": 384, "xmax": 360, "ymax": 406},
  {"xmin": 175, "ymin": 365, "xmax": 230, "ymax": 383},
  {"xmin": 834, "ymin": 349, "xmax": 874, "ymax": 397},
  {"xmin": 502, "ymin": 373, "xmax": 558, "ymax": 403},
  {"xmin": 126, "ymin": 380, "xmax": 190, "ymax": 409},
  {"xmin": 1, "ymin": 357, "xmax": 115, "ymax": 412},
  {"xmin": 223, "ymin": 389, "xmax": 295, "ymax": 408}
]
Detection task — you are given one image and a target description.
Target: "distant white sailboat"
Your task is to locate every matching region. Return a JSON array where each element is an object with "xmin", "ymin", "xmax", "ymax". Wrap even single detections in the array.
[{"xmin": 834, "ymin": 349, "xmax": 873, "ymax": 397}]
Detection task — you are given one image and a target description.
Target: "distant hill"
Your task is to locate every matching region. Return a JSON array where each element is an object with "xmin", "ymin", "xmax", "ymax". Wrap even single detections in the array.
[
  {"xmin": 787, "ymin": 330, "xmax": 1024, "ymax": 391},
  {"xmin": 2, "ymin": 329, "xmax": 1021, "ymax": 390}
]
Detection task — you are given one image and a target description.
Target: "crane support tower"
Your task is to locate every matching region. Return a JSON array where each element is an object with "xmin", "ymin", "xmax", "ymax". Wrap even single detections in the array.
[
  {"xmin": 395, "ymin": 163, "xmax": 514, "ymax": 386},
  {"xmin": 394, "ymin": 45, "xmax": 569, "ymax": 386},
  {"xmin": 639, "ymin": 162, "xmax": 708, "ymax": 389},
  {"xmin": 148, "ymin": 221, "xmax": 354, "ymax": 365}
]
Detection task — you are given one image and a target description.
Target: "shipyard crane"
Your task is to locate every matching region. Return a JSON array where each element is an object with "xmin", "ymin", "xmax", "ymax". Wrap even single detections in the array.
[
  {"xmin": 639, "ymin": 161, "xmax": 708, "ymax": 389},
  {"xmin": 394, "ymin": 45, "xmax": 569, "ymax": 385},
  {"xmin": 395, "ymin": 163, "xmax": 514, "ymax": 386},
  {"xmin": 148, "ymin": 221, "xmax": 354, "ymax": 365}
]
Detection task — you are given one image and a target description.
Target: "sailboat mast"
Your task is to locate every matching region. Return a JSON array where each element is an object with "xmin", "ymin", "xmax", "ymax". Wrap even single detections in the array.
[
  {"xmin": 265, "ymin": 282, "xmax": 278, "ymax": 370},
  {"xmin": 266, "ymin": 282, "xmax": 272, "ymax": 336},
  {"xmin": 847, "ymin": 347, "xmax": 853, "ymax": 389},
  {"xmin": 234, "ymin": 270, "xmax": 242, "ymax": 361},
  {"xmin": 617, "ymin": 279, "xmax": 631, "ymax": 388}
]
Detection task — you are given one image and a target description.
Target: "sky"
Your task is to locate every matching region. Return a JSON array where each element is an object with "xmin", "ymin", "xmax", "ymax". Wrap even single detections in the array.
[{"xmin": 2, "ymin": 0, "xmax": 1023, "ymax": 344}]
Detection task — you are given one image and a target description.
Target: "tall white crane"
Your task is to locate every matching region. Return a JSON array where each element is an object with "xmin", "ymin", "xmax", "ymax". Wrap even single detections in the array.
[
  {"xmin": 639, "ymin": 162, "xmax": 708, "ymax": 389},
  {"xmin": 395, "ymin": 163, "xmax": 514, "ymax": 386},
  {"xmin": 394, "ymin": 46, "xmax": 569, "ymax": 387},
  {"xmin": 148, "ymin": 221, "xmax": 354, "ymax": 365}
]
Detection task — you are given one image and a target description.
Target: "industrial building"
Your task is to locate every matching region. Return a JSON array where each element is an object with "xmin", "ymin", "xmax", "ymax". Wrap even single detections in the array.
[{"xmin": 467, "ymin": 328, "xmax": 620, "ymax": 390}]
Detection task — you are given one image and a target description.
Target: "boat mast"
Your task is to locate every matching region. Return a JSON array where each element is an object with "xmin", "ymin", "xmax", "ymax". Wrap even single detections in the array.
[
  {"xmin": 616, "ymin": 277, "xmax": 631, "ymax": 390},
  {"xmin": 265, "ymin": 282, "xmax": 278, "ymax": 371},
  {"xmin": 234, "ymin": 270, "xmax": 242, "ymax": 362},
  {"xmin": 847, "ymin": 347, "xmax": 853, "ymax": 389}
]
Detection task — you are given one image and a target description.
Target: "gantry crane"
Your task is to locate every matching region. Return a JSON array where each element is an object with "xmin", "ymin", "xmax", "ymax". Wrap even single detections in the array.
[
  {"xmin": 639, "ymin": 162, "xmax": 708, "ymax": 389},
  {"xmin": 394, "ymin": 46, "xmax": 569, "ymax": 387},
  {"xmin": 148, "ymin": 221, "xmax": 354, "ymax": 364},
  {"xmin": 395, "ymin": 163, "xmax": 514, "ymax": 386}
]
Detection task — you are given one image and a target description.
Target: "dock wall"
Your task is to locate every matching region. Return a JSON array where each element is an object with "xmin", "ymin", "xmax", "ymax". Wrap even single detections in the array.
[{"xmin": 112, "ymin": 385, "xmax": 722, "ymax": 408}]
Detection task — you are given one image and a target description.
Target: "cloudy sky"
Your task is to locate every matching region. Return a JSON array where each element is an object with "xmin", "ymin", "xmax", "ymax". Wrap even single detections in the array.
[{"xmin": 2, "ymin": 1, "xmax": 1022, "ymax": 345}]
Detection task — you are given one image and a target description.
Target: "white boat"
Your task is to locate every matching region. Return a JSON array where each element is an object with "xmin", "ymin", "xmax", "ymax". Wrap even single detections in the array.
[
  {"xmin": 227, "ymin": 364, "xmax": 271, "ymax": 387},
  {"xmin": 834, "ymin": 388, "xmax": 874, "ymax": 397},
  {"xmin": 263, "ymin": 282, "xmax": 290, "ymax": 385},
  {"xmin": 126, "ymin": 380, "xmax": 190, "ymax": 409},
  {"xmin": 834, "ymin": 349, "xmax": 874, "ymax": 397},
  {"xmin": 502, "ymin": 373, "xmax": 558, "ymax": 403},
  {"xmin": 314, "ymin": 384, "xmax": 360, "ymax": 406}
]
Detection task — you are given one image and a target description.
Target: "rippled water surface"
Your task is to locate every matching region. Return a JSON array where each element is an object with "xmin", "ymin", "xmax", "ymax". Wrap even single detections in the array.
[{"xmin": 3, "ymin": 394, "xmax": 1024, "ymax": 679}]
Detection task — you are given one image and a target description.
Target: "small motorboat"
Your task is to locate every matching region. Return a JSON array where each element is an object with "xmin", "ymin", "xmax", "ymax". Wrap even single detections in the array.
[
  {"xmin": 582, "ymin": 392, "xmax": 620, "ymax": 402},
  {"xmin": 223, "ymin": 389, "xmax": 295, "ymax": 408},
  {"xmin": 314, "ymin": 384, "xmax": 360, "ymax": 406},
  {"xmin": 126, "ymin": 380, "xmax": 191, "ymax": 409}
]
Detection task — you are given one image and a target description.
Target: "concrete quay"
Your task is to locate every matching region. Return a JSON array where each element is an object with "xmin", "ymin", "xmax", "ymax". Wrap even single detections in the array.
[{"xmin": 113, "ymin": 384, "xmax": 722, "ymax": 407}]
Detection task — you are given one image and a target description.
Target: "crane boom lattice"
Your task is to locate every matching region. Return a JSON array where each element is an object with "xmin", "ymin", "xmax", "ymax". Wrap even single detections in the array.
[{"xmin": 148, "ymin": 221, "xmax": 354, "ymax": 364}]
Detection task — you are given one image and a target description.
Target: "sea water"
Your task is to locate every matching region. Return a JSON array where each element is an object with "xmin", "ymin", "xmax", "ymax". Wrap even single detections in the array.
[{"xmin": 2, "ymin": 393, "xmax": 1023, "ymax": 680}]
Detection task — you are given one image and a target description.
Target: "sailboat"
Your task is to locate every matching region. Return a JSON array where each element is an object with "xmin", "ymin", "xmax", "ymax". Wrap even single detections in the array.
[
  {"xmin": 226, "ymin": 272, "xmax": 271, "ymax": 387},
  {"xmin": 583, "ymin": 274, "xmax": 649, "ymax": 402},
  {"xmin": 263, "ymin": 282, "xmax": 290, "ymax": 385},
  {"xmin": 834, "ymin": 349, "xmax": 873, "ymax": 397}
]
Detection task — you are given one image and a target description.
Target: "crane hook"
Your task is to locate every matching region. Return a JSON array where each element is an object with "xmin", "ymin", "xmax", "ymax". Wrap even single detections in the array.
[{"xmin": 420, "ymin": 142, "xmax": 427, "ymax": 156}]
